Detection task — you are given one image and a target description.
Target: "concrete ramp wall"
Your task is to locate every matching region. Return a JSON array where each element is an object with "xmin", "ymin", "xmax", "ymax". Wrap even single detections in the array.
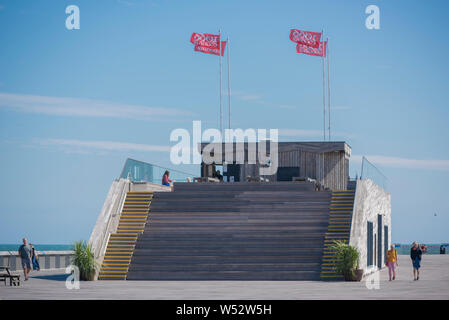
[
  {"xmin": 350, "ymin": 179, "xmax": 391, "ymax": 274},
  {"xmin": 88, "ymin": 179, "xmax": 170, "ymax": 278},
  {"xmin": 89, "ymin": 178, "xmax": 130, "ymax": 262}
]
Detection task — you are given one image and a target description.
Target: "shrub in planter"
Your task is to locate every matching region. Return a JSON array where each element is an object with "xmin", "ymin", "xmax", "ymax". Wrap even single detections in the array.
[
  {"xmin": 330, "ymin": 240, "xmax": 361, "ymax": 281},
  {"xmin": 353, "ymin": 269, "xmax": 364, "ymax": 281},
  {"xmin": 72, "ymin": 241, "xmax": 98, "ymax": 281}
]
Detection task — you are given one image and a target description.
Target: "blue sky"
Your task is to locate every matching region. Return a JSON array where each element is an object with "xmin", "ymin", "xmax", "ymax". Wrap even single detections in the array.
[{"xmin": 0, "ymin": 0, "xmax": 448, "ymax": 244}]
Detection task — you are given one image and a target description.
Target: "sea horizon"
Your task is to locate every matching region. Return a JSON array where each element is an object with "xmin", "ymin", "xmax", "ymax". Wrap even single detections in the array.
[
  {"xmin": 0, "ymin": 244, "xmax": 74, "ymax": 251},
  {"xmin": 1, "ymin": 243, "xmax": 448, "ymax": 254}
]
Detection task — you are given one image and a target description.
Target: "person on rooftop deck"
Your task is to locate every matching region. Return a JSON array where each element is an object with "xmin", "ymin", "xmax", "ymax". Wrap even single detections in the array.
[
  {"xmin": 162, "ymin": 170, "xmax": 173, "ymax": 187},
  {"xmin": 215, "ymin": 170, "xmax": 223, "ymax": 182}
]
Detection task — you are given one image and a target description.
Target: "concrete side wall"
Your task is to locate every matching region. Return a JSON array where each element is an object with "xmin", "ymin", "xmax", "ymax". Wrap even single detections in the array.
[
  {"xmin": 0, "ymin": 251, "xmax": 74, "ymax": 272},
  {"xmin": 88, "ymin": 179, "xmax": 171, "ymax": 279},
  {"xmin": 349, "ymin": 179, "xmax": 391, "ymax": 274},
  {"xmin": 88, "ymin": 179, "xmax": 171, "ymax": 259},
  {"xmin": 88, "ymin": 178, "xmax": 130, "ymax": 261}
]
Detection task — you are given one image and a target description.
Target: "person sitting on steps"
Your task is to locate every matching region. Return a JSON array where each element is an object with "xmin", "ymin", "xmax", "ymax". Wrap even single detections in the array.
[{"xmin": 162, "ymin": 170, "xmax": 175, "ymax": 189}]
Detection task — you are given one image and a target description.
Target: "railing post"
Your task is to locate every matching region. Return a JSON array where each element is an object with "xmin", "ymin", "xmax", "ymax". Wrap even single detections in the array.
[{"xmin": 361, "ymin": 156, "xmax": 365, "ymax": 180}]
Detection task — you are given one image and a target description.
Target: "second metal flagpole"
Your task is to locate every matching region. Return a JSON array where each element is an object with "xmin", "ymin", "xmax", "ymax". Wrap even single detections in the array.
[
  {"xmin": 321, "ymin": 30, "xmax": 326, "ymax": 141},
  {"xmin": 227, "ymin": 36, "xmax": 231, "ymax": 130},
  {"xmin": 219, "ymin": 29, "xmax": 223, "ymax": 137},
  {"xmin": 327, "ymin": 37, "xmax": 331, "ymax": 141}
]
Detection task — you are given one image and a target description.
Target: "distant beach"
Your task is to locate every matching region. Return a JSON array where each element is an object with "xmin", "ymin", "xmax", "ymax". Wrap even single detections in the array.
[{"xmin": 0, "ymin": 244, "xmax": 74, "ymax": 251}]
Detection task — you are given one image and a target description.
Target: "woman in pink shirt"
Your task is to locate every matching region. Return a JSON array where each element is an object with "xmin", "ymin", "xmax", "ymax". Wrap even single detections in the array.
[{"xmin": 162, "ymin": 170, "xmax": 172, "ymax": 186}]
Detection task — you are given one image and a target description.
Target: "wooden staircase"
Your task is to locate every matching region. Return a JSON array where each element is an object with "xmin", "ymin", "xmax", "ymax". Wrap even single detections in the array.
[
  {"xmin": 320, "ymin": 190, "xmax": 355, "ymax": 280},
  {"xmin": 127, "ymin": 182, "xmax": 332, "ymax": 281},
  {"xmin": 98, "ymin": 192, "xmax": 152, "ymax": 280}
]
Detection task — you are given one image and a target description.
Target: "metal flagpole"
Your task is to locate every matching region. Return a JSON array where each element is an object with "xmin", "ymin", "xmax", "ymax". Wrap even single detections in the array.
[
  {"xmin": 327, "ymin": 37, "xmax": 331, "ymax": 141},
  {"xmin": 321, "ymin": 30, "xmax": 326, "ymax": 141},
  {"xmin": 226, "ymin": 36, "xmax": 231, "ymax": 130},
  {"xmin": 219, "ymin": 29, "xmax": 223, "ymax": 137}
]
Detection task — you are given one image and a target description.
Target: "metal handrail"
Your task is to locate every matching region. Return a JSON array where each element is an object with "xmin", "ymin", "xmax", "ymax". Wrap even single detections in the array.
[
  {"xmin": 120, "ymin": 158, "xmax": 195, "ymax": 179},
  {"xmin": 360, "ymin": 156, "xmax": 388, "ymax": 190},
  {"xmin": 361, "ymin": 156, "xmax": 387, "ymax": 180}
]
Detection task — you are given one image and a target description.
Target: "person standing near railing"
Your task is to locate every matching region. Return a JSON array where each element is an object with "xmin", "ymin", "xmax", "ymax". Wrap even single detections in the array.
[{"xmin": 30, "ymin": 243, "xmax": 40, "ymax": 271}]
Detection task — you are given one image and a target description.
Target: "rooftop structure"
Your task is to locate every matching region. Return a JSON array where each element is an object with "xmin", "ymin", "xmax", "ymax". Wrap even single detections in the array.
[{"xmin": 200, "ymin": 141, "xmax": 351, "ymax": 190}]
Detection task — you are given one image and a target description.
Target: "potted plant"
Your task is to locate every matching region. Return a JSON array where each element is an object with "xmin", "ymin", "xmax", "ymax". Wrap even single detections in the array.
[
  {"xmin": 72, "ymin": 241, "xmax": 98, "ymax": 281},
  {"xmin": 330, "ymin": 240, "xmax": 362, "ymax": 281}
]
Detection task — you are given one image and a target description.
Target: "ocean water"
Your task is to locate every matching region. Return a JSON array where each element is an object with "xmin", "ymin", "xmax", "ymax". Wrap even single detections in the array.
[
  {"xmin": 395, "ymin": 244, "xmax": 448, "ymax": 255},
  {"xmin": 0, "ymin": 244, "xmax": 74, "ymax": 251}
]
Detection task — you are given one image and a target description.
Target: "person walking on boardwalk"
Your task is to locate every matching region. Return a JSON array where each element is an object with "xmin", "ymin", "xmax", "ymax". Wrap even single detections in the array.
[
  {"xmin": 30, "ymin": 243, "xmax": 40, "ymax": 271},
  {"xmin": 18, "ymin": 238, "xmax": 32, "ymax": 281},
  {"xmin": 386, "ymin": 244, "xmax": 398, "ymax": 281},
  {"xmin": 410, "ymin": 241, "xmax": 422, "ymax": 281}
]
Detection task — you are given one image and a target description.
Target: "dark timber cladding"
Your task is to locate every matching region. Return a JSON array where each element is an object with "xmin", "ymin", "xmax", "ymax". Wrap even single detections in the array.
[{"xmin": 199, "ymin": 141, "xmax": 351, "ymax": 190}]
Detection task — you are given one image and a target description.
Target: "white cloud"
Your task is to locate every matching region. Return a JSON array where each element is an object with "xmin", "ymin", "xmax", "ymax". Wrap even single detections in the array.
[
  {"xmin": 238, "ymin": 94, "xmax": 263, "ymax": 102},
  {"xmin": 36, "ymin": 138, "xmax": 171, "ymax": 154},
  {"xmin": 278, "ymin": 104, "xmax": 297, "ymax": 110},
  {"xmin": 277, "ymin": 105, "xmax": 350, "ymax": 111},
  {"xmin": 0, "ymin": 92, "xmax": 192, "ymax": 121},
  {"xmin": 229, "ymin": 90, "xmax": 266, "ymax": 105},
  {"xmin": 279, "ymin": 129, "xmax": 323, "ymax": 137},
  {"xmin": 279, "ymin": 128, "xmax": 356, "ymax": 139},
  {"xmin": 331, "ymin": 106, "xmax": 352, "ymax": 111},
  {"xmin": 351, "ymin": 155, "xmax": 449, "ymax": 171}
]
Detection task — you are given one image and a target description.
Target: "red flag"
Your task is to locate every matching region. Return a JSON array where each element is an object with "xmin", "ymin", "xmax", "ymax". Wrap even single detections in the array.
[
  {"xmin": 289, "ymin": 29, "xmax": 321, "ymax": 48},
  {"xmin": 191, "ymin": 32, "xmax": 226, "ymax": 56},
  {"xmin": 194, "ymin": 41, "xmax": 226, "ymax": 56},
  {"xmin": 296, "ymin": 41, "xmax": 327, "ymax": 57},
  {"xmin": 191, "ymin": 33, "xmax": 220, "ymax": 49}
]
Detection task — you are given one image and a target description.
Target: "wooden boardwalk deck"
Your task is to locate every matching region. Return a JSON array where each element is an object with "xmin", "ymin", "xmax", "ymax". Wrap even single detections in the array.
[{"xmin": 1, "ymin": 255, "xmax": 448, "ymax": 300}]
